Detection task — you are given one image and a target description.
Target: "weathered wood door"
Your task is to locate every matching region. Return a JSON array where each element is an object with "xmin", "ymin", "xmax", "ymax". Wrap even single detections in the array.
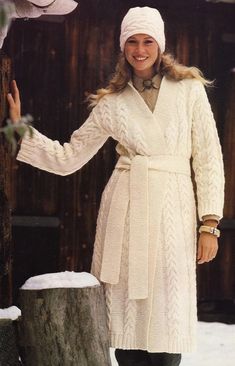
[{"xmin": 0, "ymin": 53, "xmax": 13, "ymax": 307}]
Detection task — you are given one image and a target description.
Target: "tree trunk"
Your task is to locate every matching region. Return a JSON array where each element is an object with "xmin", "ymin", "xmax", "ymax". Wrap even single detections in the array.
[
  {"xmin": 18, "ymin": 285, "xmax": 112, "ymax": 366},
  {"xmin": 0, "ymin": 319, "xmax": 21, "ymax": 365}
]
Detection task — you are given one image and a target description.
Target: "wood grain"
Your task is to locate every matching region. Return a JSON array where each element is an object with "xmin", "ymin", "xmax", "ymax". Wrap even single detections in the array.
[{"xmin": 18, "ymin": 285, "xmax": 111, "ymax": 366}]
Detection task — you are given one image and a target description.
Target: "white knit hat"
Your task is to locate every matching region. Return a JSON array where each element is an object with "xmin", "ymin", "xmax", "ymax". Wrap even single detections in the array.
[
  {"xmin": 12, "ymin": 0, "xmax": 77, "ymax": 18},
  {"xmin": 120, "ymin": 6, "xmax": 165, "ymax": 54}
]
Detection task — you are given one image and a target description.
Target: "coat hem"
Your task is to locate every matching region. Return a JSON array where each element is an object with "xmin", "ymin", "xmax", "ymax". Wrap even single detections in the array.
[{"xmin": 110, "ymin": 332, "xmax": 197, "ymax": 353}]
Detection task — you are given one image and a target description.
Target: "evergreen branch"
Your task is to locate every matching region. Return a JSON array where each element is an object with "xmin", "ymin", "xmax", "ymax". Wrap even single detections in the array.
[
  {"xmin": 0, "ymin": 1, "xmax": 15, "ymax": 29},
  {"xmin": 0, "ymin": 114, "xmax": 34, "ymax": 155}
]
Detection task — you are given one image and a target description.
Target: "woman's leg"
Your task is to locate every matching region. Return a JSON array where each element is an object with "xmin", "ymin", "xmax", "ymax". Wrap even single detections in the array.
[
  {"xmin": 148, "ymin": 352, "xmax": 182, "ymax": 366},
  {"xmin": 115, "ymin": 349, "xmax": 150, "ymax": 366}
]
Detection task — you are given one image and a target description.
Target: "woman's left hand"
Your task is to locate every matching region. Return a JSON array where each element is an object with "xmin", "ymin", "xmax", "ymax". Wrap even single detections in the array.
[
  {"xmin": 7, "ymin": 80, "xmax": 21, "ymax": 123},
  {"xmin": 197, "ymin": 232, "xmax": 218, "ymax": 264}
]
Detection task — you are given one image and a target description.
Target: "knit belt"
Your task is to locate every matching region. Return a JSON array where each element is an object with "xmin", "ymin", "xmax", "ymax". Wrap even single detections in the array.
[{"xmin": 100, "ymin": 154, "xmax": 191, "ymax": 299}]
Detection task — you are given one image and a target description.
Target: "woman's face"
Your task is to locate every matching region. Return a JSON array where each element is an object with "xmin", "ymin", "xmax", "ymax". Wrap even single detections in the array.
[{"xmin": 124, "ymin": 34, "xmax": 159, "ymax": 79}]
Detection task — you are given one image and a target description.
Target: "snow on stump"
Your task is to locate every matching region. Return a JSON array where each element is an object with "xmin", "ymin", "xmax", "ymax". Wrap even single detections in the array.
[
  {"xmin": 0, "ymin": 306, "xmax": 22, "ymax": 365},
  {"xmin": 18, "ymin": 272, "xmax": 111, "ymax": 366}
]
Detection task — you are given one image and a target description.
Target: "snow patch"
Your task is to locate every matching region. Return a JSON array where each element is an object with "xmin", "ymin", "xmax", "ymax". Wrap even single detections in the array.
[
  {"xmin": 21, "ymin": 271, "xmax": 100, "ymax": 290},
  {"xmin": 110, "ymin": 322, "xmax": 235, "ymax": 366},
  {"xmin": 0, "ymin": 306, "xmax": 21, "ymax": 320}
]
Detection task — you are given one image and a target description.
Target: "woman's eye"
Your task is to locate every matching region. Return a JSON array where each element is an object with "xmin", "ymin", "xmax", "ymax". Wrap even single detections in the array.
[
  {"xmin": 127, "ymin": 39, "xmax": 136, "ymax": 44},
  {"xmin": 145, "ymin": 40, "xmax": 154, "ymax": 44}
]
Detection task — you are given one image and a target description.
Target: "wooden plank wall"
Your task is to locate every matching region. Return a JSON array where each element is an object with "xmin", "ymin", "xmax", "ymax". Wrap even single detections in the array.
[
  {"xmin": 1, "ymin": 0, "xmax": 235, "ymax": 318},
  {"xmin": 0, "ymin": 53, "xmax": 14, "ymax": 307}
]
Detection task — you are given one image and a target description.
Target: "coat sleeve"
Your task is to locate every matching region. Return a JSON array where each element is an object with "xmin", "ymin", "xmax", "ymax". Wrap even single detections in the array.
[
  {"xmin": 191, "ymin": 81, "xmax": 225, "ymax": 221},
  {"xmin": 16, "ymin": 99, "xmax": 110, "ymax": 176}
]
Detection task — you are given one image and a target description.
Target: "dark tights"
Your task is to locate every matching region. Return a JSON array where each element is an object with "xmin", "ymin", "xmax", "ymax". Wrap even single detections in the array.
[{"xmin": 115, "ymin": 349, "xmax": 182, "ymax": 366}]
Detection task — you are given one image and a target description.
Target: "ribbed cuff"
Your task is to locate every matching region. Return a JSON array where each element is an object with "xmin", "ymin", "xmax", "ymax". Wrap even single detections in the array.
[
  {"xmin": 16, "ymin": 127, "xmax": 39, "ymax": 164},
  {"xmin": 198, "ymin": 203, "xmax": 223, "ymax": 222}
]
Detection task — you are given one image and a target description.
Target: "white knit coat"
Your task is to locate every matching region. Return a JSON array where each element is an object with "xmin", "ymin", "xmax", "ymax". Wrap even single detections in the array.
[{"xmin": 17, "ymin": 77, "xmax": 225, "ymax": 353}]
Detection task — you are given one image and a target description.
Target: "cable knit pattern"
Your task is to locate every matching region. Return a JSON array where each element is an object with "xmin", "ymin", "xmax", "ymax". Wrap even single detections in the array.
[
  {"xmin": 17, "ymin": 96, "xmax": 112, "ymax": 176},
  {"xmin": 16, "ymin": 77, "xmax": 224, "ymax": 353},
  {"xmin": 90, "ymin": 169, "xmax": 120, "ymax": 279},
  {"xmin": 163, "ymin": 174, "xmax": 181, "ymax": 340},
  {"xmin": 115, "ymin": 98, "xmax": 134, "ymax": 152},
  {"xmin": 176, "ymin": 81, "xmax": 189, "ymax": 156},
  {"xmin": 191, "ymin": 81, "xmax": 225, "ymax": 220},
  {"xmin": 122, "ymin": 211, "xmax": 137, "ymax": 344},
  {"xmin": 177, "ymin": 174, "xmax": 197, "ymax": 345}
]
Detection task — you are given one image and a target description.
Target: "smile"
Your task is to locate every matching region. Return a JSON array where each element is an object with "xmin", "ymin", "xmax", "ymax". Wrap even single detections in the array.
[{"xmin": 134, "ymin": 57, "xmax": 148, "ymax": 61}]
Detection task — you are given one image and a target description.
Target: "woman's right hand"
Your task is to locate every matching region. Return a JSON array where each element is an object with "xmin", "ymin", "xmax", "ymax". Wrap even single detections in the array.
[{"xmin": 7, "ymin": 80, "xmax": 21, "ymax": 124}]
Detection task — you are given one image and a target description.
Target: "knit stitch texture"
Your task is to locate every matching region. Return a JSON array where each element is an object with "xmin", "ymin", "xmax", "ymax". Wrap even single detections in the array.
[{"xmin": 17, "ymin": 77, "xmax": 224, "ymax": 352}]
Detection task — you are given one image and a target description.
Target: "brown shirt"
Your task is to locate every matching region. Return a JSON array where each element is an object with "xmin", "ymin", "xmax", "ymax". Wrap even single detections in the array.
[{"xmin": 132, "ymin": 73, "xmax": 162, "ymax": 112}]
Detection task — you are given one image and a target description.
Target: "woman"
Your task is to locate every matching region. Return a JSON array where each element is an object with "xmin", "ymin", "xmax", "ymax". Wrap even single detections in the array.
[{"xmin": 8, "ymin": 6, "xmax": 224, "ymax": 366}]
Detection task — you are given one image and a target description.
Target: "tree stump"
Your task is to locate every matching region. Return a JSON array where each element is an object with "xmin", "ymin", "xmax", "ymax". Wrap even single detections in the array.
[
  {"xmin": 0, "ymin": 319, "xmax": 21, "ymax": 365},
  {"xmin": 18, "ymin": 284, "xmax": 112, "ymax": 366}
]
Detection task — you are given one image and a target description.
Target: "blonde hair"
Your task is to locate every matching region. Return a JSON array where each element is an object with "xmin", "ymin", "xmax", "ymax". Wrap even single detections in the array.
[{"xmin": 88, "ymin": 52, "xmax": 212, "ymax": 106}]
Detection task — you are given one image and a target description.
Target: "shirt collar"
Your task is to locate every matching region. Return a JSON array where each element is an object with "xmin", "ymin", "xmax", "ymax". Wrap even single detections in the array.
[{"xmin": 132, "ymin": 73, "xmax": 162, "ymax": 92}]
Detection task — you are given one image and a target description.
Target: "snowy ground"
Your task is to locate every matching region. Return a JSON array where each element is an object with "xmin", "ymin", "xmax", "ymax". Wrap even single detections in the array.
[
  {"xmin": 110, "ymin": 322, "xmax": 235, "ymax": 366},
  {"xmin": 2, "ymin": 274, "xmax": 234, "ymax": 365}
]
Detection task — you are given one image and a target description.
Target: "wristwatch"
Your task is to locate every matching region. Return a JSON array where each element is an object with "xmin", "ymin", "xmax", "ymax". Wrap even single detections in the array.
[{"xmin": 199, "ymin": 225, "xmax": 220, "ymax": 238}]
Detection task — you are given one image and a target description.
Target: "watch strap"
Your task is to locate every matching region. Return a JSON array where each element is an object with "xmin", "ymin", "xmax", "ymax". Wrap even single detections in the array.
[{"xmin": 199, "ymin": 225, "xmax": 220, "ymax": 237}]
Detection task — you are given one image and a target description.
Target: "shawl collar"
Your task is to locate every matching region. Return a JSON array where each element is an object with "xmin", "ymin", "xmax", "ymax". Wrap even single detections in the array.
[{"xmin": 127, "ymin": 76, "xmax": 180, "ymax": 152}]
